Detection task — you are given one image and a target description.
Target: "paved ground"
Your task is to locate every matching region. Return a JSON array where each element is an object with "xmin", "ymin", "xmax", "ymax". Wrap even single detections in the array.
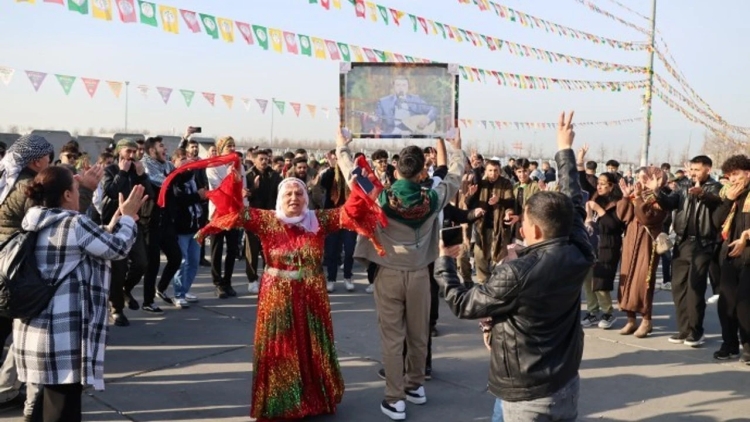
[{"xmin": 2, "ymin": 262, "xmax": 749, "ymax": 421}]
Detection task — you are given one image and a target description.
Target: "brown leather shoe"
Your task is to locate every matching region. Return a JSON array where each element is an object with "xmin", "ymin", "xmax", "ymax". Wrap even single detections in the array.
[
  {"xmin": 619, "ymin": 318, "xmax": 637, "ymax": 335},
  {"xmin": 634, "ymin": 319, "xmax": 653, "ymax": 338}
]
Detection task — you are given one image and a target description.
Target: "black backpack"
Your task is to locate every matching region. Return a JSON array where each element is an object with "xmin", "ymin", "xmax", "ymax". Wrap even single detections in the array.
[{"xmin": 0, "ymin": 230, "xmax": 60, "ymax": 320}]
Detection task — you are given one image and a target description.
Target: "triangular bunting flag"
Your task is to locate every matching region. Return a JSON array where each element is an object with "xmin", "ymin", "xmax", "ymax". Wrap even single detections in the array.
[
  {"xmin": 67, "ymin": 0, "xmax": 88, "ymax": 15},
  {"xmin": 241, "ymin": 97, "xmax": 251, "ymax": 111},
  {"xmin": 138, "ymin": 0, "xmax": 157, "ymax": 26},
  {"xmin": 92, "ymin": 0, "xmax": 113, "ymax": 21},
  {"xmin": 159, "ymin": 5, "xmax": 179, "ymax": 34},
  {"xmin": 81, "ymin": 77, "xmax": 100, "ymax": 97},
  {"xmin": 290, "ymin": 102, "xmax": 301, "ymax": 117},
  {"xmin": 355, "ymin": 0, "xmax": 365, "ymax": 18},
  {"xmin": 116, "ymin": 0, "xmax": 136, "ymax": 22},
  {"xmin": 0, "ymin": 67, "xmax": 15, "ymax": 86},
  {"xmin": 269, "ymin": 29, "xmax": 283, "ymax": 53},
  {"xmin": 55, "ymin": 74, "xmax": 76, "ymax": 95},
  {"xmin": 106, "ymin": 81, "xmax": 122, "ymax": 98},
  {"xmin": 256, "ymin": 98, "xmax": 268, "ymax": 113},
  {"xmin": 299, "ymin": 34, "xmax": 312, "ymax": 56},
  {"xmin": 338, "ymin": 43, "xmax": 351, "ymax": 61},
  {"xmin": 218, "ymin": 18, "xmax": 234, "ymax": 42},
  {"xmin": 274, "ymin": 99, "xmax": 285, "ymax": 114},
  {"xmin": 222, "ymin": 94, "xmax": 234, "ymax": 109},
  {"xmin": 253, "ymin": 25, "xmax": 269, "ymax": 50},
  {"xmin": 156, "ymin": 86, "xmax": 172, "ymax": 104},
  {"xmin": 312, "ymin": 37, "xmax": 327, "ymax": 59},
  {"xmin": 137, "ymin": 84, "xmax": 149, "ymax": 98},
  {"xmin": 180, "ymin": 89, "xmax": 195, "ymax": 106},
  {"xmin": 180, "ymin": 9, "xmax": 200, "ymax": 32},
  {"xmin": 284, "ymin": 31, "xmax": 298, "ymax": 54},
  {"xmin": 306, "ymin": 104, "xmax": 316, "ymax": 118},
  {"xmin": 325, "ymin": 40, "xmax": 341, "ymax": 60},
  {"xmin": 236, "ymin": 21, "xmax": 253, "ymax": 44},
  {"xmin": 202, "ymin": 92, "xmax": 215, "ymax": 106},
  {"xmin": 200, "ymin": 13, "xmax": 218, "ymax": 38},
  {"xmin": 321, "ymin": 107, "xmax": 330, "ymax": 118},
  {"xmin": 25, "ymin": 70, "xmax": 47, "ymax": 92}
]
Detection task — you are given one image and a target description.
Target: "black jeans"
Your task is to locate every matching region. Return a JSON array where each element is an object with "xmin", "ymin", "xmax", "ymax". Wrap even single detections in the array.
[
  {"xmin": 110, "ymin": 229, "xmax": 148, "ymax": 313},
  {"xmin": 244, "ymin": 231, "xmax": 263, "ymax": 283},
  {"xmin": 143, "ymin": 215, "xmax": 182, "ymax": 304},
  {"xmin": 671, "ymin": 239, "xmax": 712, "ymax": 338},
  {"xmin": 324, "ymin": 229, "xmax": 356, "ymax": 282},
  {"xmin": 661, "ymin": 250, "xmax": 672, "ymax": 283},
  {"xmin": 708, "ymin": 244, "xmax": 722, "ymax": 295},
  {"xmin": 30, "ymin": 383, "xmax": 83, "ymax": 422},
  {"xmin": 718, "ymin": 258, "xmax": 750, "ymax": 351},
  {"xmin": 210, "ymin": 230, "xmax": 240, "ymax": 287},
  {"xmin": 429, "ymin": 262, "xmax": 439, "ymax": 329},
  {"xmin": 0, "ymin": 316, "xmax": 11, "ymax": 350}
]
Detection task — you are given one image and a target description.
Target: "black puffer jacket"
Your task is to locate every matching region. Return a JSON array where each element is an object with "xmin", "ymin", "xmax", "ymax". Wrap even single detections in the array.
[
  {"xmin": 434, "ymin": 148, "xmax": 594, "ymax": 402},
  {"xmin": 657, "ymin": 177, "xmax": 722, "ymax": 246}
]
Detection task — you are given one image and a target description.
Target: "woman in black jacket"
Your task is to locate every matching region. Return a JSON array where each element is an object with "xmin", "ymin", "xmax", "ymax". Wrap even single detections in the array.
[{"xmin": 582, "ymin": 172, "xmax": 627, "ymax": 330}]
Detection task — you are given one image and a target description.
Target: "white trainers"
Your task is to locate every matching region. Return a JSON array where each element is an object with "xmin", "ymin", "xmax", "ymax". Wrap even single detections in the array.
[
  {"xmin": 380, "ymin": 400, "xmax": 406, "ymax": 420},
  {"xmin": 174, "ymin": 298, "xmax": 189, "ymax": 309},
  {"xmin": 344, "ymin": 279, "xmax": 355, "ymax": 292},
  {"xmin": 248, "ymin": 281, "xmax": 259, "ymax": 295},
  {"xmin": 405, "ymin": 386, "xmax": 427, "ymax": 405},
  {"xmin": 366, "ymin": 284, "xmax": 374, "ymax": 294},
  {"xmin": 707, "ymin": 294, "xmax": 719, "ymax": 304},
  {"xmin": 327, "ymin": 282, "xmax": 335, "ymax": 293},
  {"xmin": 184, "ymin": 293, "xmax": 199, "ymax": 303}
]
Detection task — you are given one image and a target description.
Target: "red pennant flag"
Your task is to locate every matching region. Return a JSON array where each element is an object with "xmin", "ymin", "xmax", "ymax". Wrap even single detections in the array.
[
  {"xmin": 363, "ymin": 48, "xmax": 378, "ymax": 62},
  {"xmin": 44, "ymin": 0, "xmax": 64, "ymax": 4},
  {"xmin": 236, "ymin": 21, "xmax": 254, "ymax": 44},
  {"xmin": 284, "ymin": 31, "xmax": 298, "ymax": 54},
  {"xmin": 180, "ymin": 10, "xmax": 201, "ymax": 33},
  {"xmin": 325, "ymin": 40, "xmax": 340, "ymax": 60},
  {"xmin": 290, "ymin": 102, "xmax": 301, "ymax": 117},
  {"xmin": 116, "ymin": 0, "xmax": 137, "ymax": 23},
  {"xmin": 390, "ymin": 8, "xmax": 403, "ymax": 25},
  {"xmin": 202, "ymin": 92, "xmax": 215, "ymax": 106},
  {"xmin": 417, "ymin": 17, "xmax": 429, "ymax": 34},
  {"xmin": 81, "ymin": 78, "xmax": 100, "ymax": 98},
  {"xmin": 395, "ymin": 54, "xmax": 406, "ymax": 62},
  {"xmin": 321, "ymin": 0, "xmax": 330, "ymax": 9},
  {"xmin": 355, "ymin": 0, "xmax": 365, "ymax": 18}
]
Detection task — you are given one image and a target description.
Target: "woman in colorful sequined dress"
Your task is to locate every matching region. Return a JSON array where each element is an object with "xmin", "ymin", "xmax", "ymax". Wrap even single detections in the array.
[{"xmin": 184, "ymin": 133, "xmax": 385, "ymax": 421}]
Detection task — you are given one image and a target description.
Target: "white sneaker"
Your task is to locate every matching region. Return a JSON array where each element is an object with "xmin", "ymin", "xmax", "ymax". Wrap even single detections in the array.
[
  {"xmin": 707, "ymin": 294, "xmax": 719, "ymax": 304},
  {"xmin": 380, "ymin": 400, "xmax": 406, "ymax": 420},
  {"xmin": 327, "ymin": 282, "xmax": 335, "ymax": 293},
  {"xmin": 662, "ymin": 282, "xmax": 672, "ymax": 291},
  {"xmin": 366, "ymin": 284, "xmax": 374, "ymax": 294},
  {"xmin": 248, "ymin": 281, "xmax": 259, "ymax": 295},
  {"xmin": 174, "ymin": 298, "xmax": 189, "ymax": 309},
  {"xmin": 184, "ymin": 293, "xmax": 199, "ymax": 303},
  {"xmin": 344, "ymin": 279, "xmax": 355, "ymax": 292},
  {"xmin": 405, "ymin": 385, "xmax": 426, "ymax": 405}
]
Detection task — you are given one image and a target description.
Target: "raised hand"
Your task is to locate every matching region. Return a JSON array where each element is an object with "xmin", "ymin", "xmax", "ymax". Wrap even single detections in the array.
[
  {"xmin": 725, "ymin": 182, "xmax": 745, "ymax": 201},
  {"xmin": 119, "ymin": 158, "xmax": 132, "ymax": 172},
  {"xmin": 133, "ymin": 160, "xmax": 145, "ymax": 176},
  {"xmin": 446, "ymin": 127, "xmax": 462, "ymax": 151},
  {"xmin": 619, "ymin": 178, "xmax": 633, "ymax": 197},
  {"xmin": 118, "ymin": 185, "xmax": 149, "ymax": 219},
  {"xmin": 645, "ymin": 174, "xmax": 662, "ymax": 193},
  {"xmin": 557, "ymin": 111, "xmax": 575, "ymax": 150},
  {"xmin": 336, "ymin": 127, "xmax": 352, "ymax": 148},
  {"xmin": 77, "ymin": 164, "xmax": 104, "ymax": 191},
  {"xmin": 688, "ymin": 180, "xmax": 703, "ymax": 197},
  {"xmin": 488, "ymin": 193, "xmax": 500, "ymax": 206},
  {"xmin": 468, "ymin": 184, "xmax": 479, "ymax": 197},
  {"xmin": 577, "ymin": 144, "xmax": 589, "ymax": 160}
]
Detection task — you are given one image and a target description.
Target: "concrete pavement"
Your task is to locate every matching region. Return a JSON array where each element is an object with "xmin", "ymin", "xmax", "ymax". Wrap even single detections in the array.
[{"xmin": 2, "ymin": 263, "xmax": 749, "ymax": 421}]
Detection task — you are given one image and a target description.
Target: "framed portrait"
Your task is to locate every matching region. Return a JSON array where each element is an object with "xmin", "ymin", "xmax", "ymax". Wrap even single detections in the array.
[{"xmin": 339, "ymin": 62, "xmax": 459, "ymax": 139}]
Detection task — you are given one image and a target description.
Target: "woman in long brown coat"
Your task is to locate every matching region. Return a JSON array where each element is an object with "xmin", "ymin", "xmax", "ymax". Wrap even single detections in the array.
[{"xmin": 618, "ymin": 168, "xmax": 668, "ymax": 338}]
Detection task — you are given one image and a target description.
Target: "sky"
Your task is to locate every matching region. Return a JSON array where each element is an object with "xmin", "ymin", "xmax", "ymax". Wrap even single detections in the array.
[{"xmin": 0, "ymin": 0, "xmax": 748, "ymax": 163}]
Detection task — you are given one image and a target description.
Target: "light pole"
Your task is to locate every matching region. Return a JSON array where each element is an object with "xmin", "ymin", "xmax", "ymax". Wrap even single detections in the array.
[
  {"xmin": 270, "ymin": 97, "xmax": 275, "ymax": 144},
  {"xmin": 124, "ymin": 81, "xmax": 130, "ymax": 132},
  {"xmin": 640, "ymin": 0, "xmax": 657, "ymax": 167}
]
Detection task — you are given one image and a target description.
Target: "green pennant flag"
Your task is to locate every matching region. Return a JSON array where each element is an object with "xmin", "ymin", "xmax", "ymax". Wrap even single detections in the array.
[
  {"xmin": 199, "ymin": 14, "xmax": 219, "ymax": 39},
  {"xmin": 405, "ymin": 56, "xmax": 415, "ymax": 63},
  {"xmin": 309, "ymin": 0, "xmax": 318, "ymax": 3},
  {"xmin": 67, "ymin": 0, "xmax": 89, "ymax": 15},
  {"xmin": 337, "ymin": 42, "xmax": 351, "ymax": 61},
  {"xmin": 138, "ymin": 1, "xmax": 158, "ymax": 27},
  {"xmin": 180, "ymin": 89, "xmax": 195, "ymax": 107},
  {"xmin": 377, "ymin": 5, "xmax": 389, "ymax": 24},
  {"xmin": 252, "ymin": 25, "xmax": 269, "ymax": 50},
  {"xmin": 373, "ymin": 49, "xmax": 386, "ymax": 62},
  {"xmin": 55, "ymin": 74, "xmax": 76, "ymax": 95},
  {"xmin": 299, "ymin": 35, "xmax": 312, "ymax": 56},
  {"xmin": 459, "ymin": 67, "xmax": 468, "ymax": 80},
  {"xmin": 273, "ymin": 99, "xmax": 285, "ymax": 114},
  {"xmin": 409, "ymin": 14, "xmax": 417, "ymax": 32},
  {"xmin": 436, "ymin": 22, "xmax": 446, "ymax": 38}
]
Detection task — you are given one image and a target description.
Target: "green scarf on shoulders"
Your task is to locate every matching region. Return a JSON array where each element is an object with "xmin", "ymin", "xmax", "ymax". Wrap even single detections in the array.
[{"xmin": 378, "ymin": 179, "xmax": 439, "ymax": 229}]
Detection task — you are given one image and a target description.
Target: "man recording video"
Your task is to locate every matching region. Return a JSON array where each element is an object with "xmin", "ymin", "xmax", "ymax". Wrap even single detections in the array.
[{"xmin": 371, "ymin": 76, "xmax": 437, "ymax": 135}]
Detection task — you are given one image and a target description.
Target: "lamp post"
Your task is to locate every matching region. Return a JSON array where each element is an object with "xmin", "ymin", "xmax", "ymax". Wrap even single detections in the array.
[
  {"xmin": 640, "ymin": 0, "xmax": 657, "ymax": 167},
  {"xmin": 124, "ymin": 81, "xmax": 130, "ymax": 132}
]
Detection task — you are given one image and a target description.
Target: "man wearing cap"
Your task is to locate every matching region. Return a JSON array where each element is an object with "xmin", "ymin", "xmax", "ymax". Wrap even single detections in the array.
[
  {"xmin": 0, "ymin": 134, "xmax": 54, "ymax": 415},
  {"xmin": 101, "ymin": 138, "xmax": 154, "ymax": 327}
]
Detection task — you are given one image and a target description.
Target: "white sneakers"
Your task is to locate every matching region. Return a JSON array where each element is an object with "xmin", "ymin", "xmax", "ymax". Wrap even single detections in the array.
[
  {"xmin": 184, "ymin": 293, "xmax": 199, "ymax": 303},
  {"xmin": 327, "ymin": 282, "xmax": 335, "ymax": 293},
  {"xmin": 366, "ymin": 284, "xmax": 375, "ymax": 294},
  {"xmin": 381, "ymin": 387, "xmax": 427, "ymax": 421},
  {"xmin": 405, "ymin": 386, "xmax": 427, "ymax": 405},
  {"xmin": 174, "ymin": 298, "xmax": 189, "ymax": 308},
  {"xmin": 248, "ymin": 281, "xmax": 259, "ymax": 295},
  {"xmin": 707, "ymin": 294, "xmax": 719, "ymax": 305},
  {"xmin": 327, "ymin": 280, "xmax": 356, "ymax": 293}
]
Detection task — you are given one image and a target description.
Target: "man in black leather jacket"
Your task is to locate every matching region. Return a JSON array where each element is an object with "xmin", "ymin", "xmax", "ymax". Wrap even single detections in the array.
[
  {"xmin": 434, "ymin": 112, "xmax": 594, "ymax": 422},
  {"xmin": 657, "ymin": 155, "xmax": 722, "ymax": 347}
]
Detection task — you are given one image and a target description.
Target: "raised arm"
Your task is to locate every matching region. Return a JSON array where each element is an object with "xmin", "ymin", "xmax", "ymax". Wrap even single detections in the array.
[{"xmin": 433, "ymin": 130, "xmax": 466, "ymax": 209}]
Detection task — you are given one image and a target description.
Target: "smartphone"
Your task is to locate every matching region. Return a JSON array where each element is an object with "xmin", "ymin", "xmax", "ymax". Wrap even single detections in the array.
[
  {"xmin": 582, "ymin": 191, "xmax": 590, "ymax": 202},
  {"xmin": 352, "ymin": 167, "xmax": 374, "ymax": 194},
  {"xmin": 440, "ymin": 226, "xmax": 464, "ymax": 247},
  {"xmin": 192, "ymin": 126, "xmax": 202, "ymax": 134}
]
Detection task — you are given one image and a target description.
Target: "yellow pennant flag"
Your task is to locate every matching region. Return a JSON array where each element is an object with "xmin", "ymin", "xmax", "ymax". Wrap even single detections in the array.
[
  {"xmin": 268, "ymin": 29, "xmax": 283, "ymax": 53},
  {"xmin": 222, "ymin": 95, "xmax": 234, "ymax": 109},
  {"xmin": 306, "ymin": 104, "xmax": 317, "ymax": 118},
  {"xmin": 92, "ymin": 0, "xmax": 112, "ymax": 21},
  {"xmin": 16, "ymin": 0, "xmax": 36, "ymax": 3},
  {"xmin": 218, "ymin": 18, "xmax": 234, "ymax": 43},
  {"xmin": 365, "ymin": 1, "xmax": 378, "ymax": 22},
  {"xmin": 332, "ymin": 0, "xmax": 341, "ymax": 9},
  {"xmin": 351, "ymin": 45, "xmax": 365, "ymax": 62},
  {"xmin": 311, "ymin": 37, "xmax": 327, "ymax": 59},
  {"xmin": 158, "ymin": 5, "xmax": 179, "ymax": 34}
]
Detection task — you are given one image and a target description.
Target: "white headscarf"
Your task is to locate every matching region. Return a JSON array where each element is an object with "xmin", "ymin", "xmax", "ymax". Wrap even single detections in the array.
[
  {"xmin": 275, "ymin": 178, "xmax": 319, "ymax": 233},
  {"xmin": 0, "ymin": 134, "xmax": 54, "ymax": 206}
]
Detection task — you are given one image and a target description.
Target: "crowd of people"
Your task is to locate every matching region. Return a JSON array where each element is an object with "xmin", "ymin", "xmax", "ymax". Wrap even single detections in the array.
[{"xmin": 0, "ymin": 111, "xmax": 748, "ymax": 422}]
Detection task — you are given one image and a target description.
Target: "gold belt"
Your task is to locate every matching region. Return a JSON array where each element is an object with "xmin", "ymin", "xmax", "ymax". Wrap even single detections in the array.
[{"xmin": 264, "ymin": 266, "xmax": 312, "ymax": 281}]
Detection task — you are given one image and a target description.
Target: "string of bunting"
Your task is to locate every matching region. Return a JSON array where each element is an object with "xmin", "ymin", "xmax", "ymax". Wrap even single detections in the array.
[
  {"xmin": 12, "ymin": 0, "xmax": 647, "ymax": 92},
  {"xmin": 455, "ymin": 0, "xmax": 647, "ymax": 51},
  {"xmin": 311, "ymin": 0, "xmax": 646, "ymax": 74},
  {"xmin": 604, "ymin": 0, "xmax": 651, "ymax": 22},
  {"xmin": 0, "ymin": 64, "xmax": 642, "ymax": 131}
]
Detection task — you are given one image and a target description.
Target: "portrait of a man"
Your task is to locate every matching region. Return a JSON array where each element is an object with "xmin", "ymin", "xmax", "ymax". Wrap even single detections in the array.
[{"xmin": 371, "ymin": 77, "xmax": 437, "ymax": 135}]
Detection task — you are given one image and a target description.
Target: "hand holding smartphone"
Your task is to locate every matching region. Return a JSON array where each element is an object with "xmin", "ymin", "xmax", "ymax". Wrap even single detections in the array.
[{"xmin": 440, "ymin": 226, "xmax": 464, "ymax": 247}]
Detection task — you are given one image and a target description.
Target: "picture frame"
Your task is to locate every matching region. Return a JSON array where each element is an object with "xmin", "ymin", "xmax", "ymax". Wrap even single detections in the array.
[{"xmin": 339, "ymin": 62, "xmax": 460, "ymax": 139}]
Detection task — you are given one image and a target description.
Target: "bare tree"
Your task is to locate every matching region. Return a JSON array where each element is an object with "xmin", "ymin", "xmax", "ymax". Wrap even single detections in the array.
[
  {"xmin": 597, "ymin": 143, "xmax": 608, "ymax": 164},
  {"xmin": 85, "ymin": 127, "xmax": 95, "ymax": 136},
  {"xmin": 665, "ymin": 143, "xmax": 674, "ymax": 165},
  {"xmin": 701, "ymin": 130, "xmax": 750, "ymax": 168},
  {"xmin": 8, "ymin": 125, "xmax": 19, "ymax": 134}
]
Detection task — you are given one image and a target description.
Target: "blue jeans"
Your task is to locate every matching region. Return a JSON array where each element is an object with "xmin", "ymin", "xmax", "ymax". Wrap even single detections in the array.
[
  {"xmin": 492, "ymin": 398, "xmax": 504, "ymax": 422},
  {"xmin": 173, "ymin": 234, "xmax": 200, "ymax": 299},
  {"xmin": 501, "ymin": 375, "xmax": 579, "ymax": 422},
  {"xmin": 324, "ymin": 229, "xmax": 356, "ymax": 281}
]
